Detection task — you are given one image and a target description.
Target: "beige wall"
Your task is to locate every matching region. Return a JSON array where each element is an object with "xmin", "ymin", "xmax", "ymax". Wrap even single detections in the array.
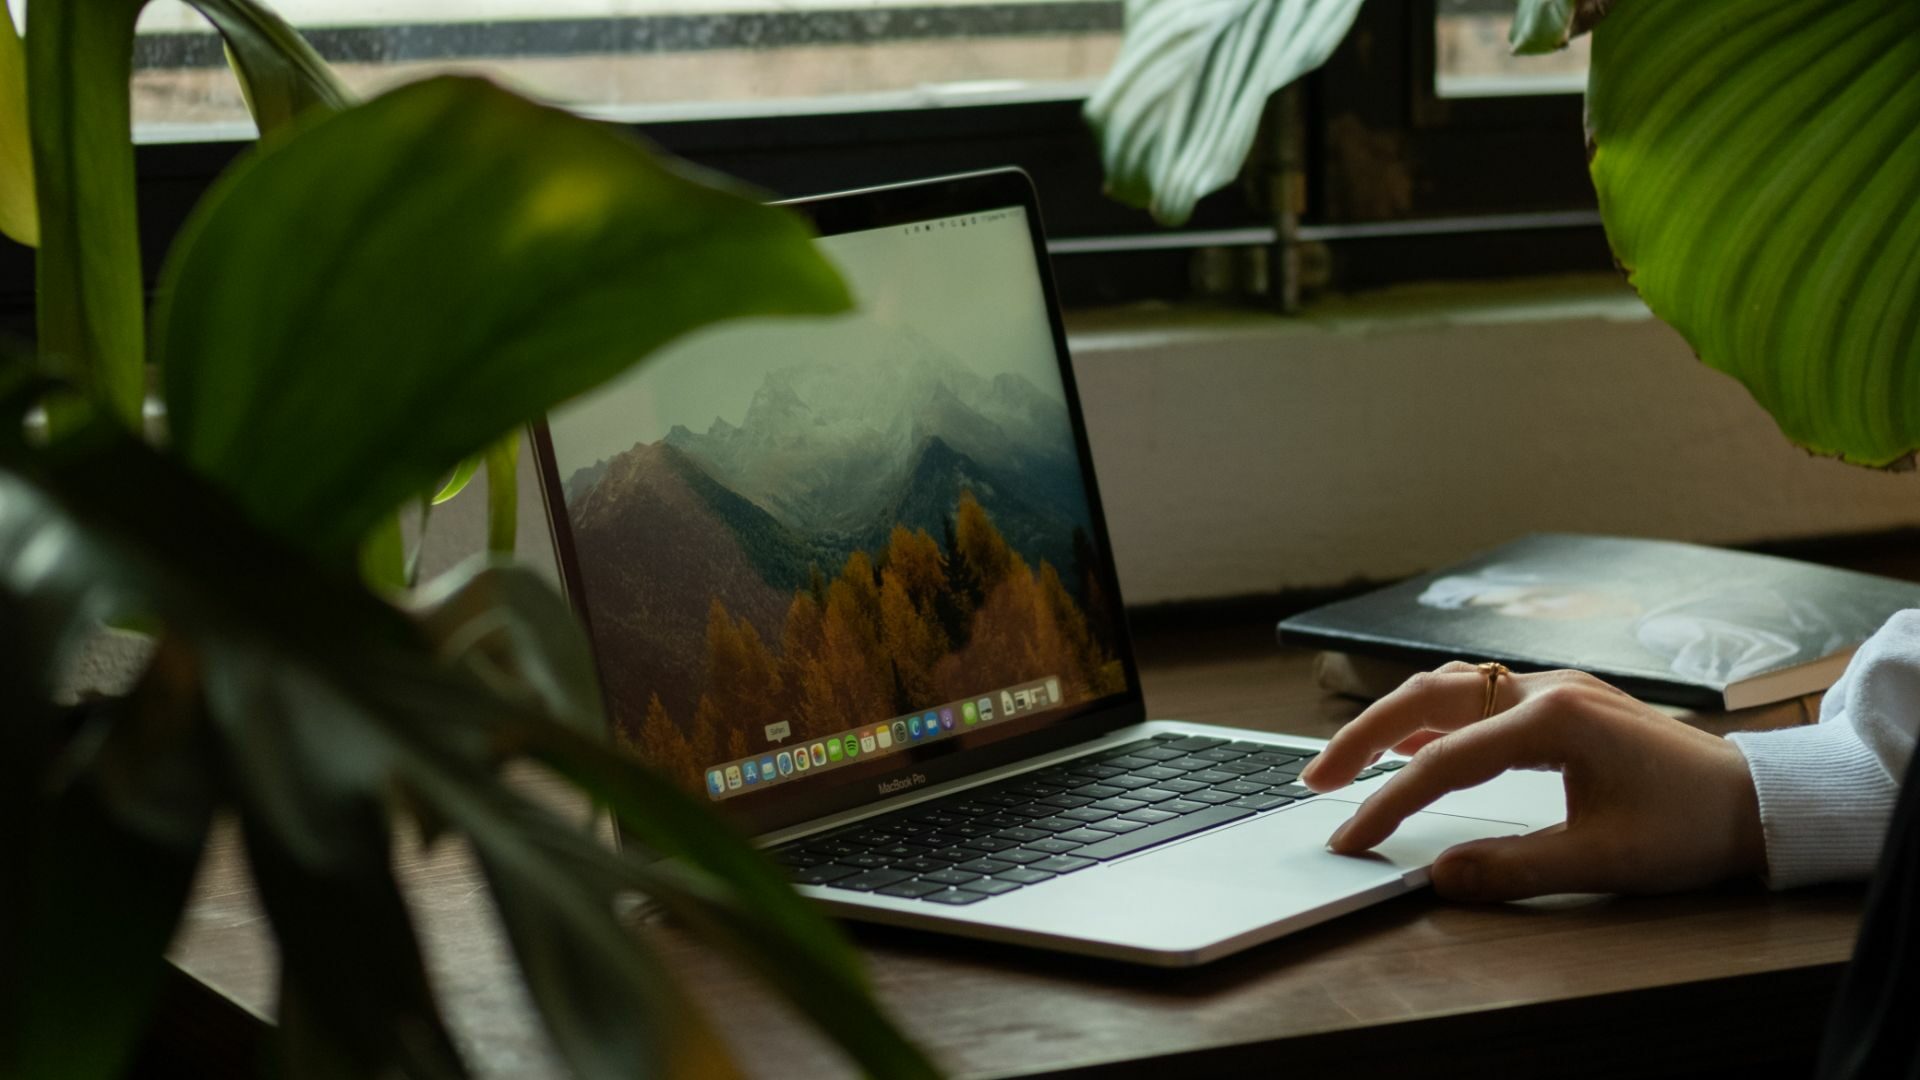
[{"xmin": 1067, "ymin": 278, "xmax": 1920, "ymax": 604}]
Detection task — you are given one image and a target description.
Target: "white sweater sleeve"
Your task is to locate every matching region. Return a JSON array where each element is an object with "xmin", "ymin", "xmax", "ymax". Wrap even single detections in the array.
[{"xmin": 1726, "ymin": 609, "xmax": 1920, "ymax": 889}]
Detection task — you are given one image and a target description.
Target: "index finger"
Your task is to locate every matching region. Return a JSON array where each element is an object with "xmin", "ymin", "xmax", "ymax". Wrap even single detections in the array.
[
  {"xmin": 1302, "ymin": 661, "xmax": 1513, "ymax": 791},
  {"xmin": 1327, "ymin": 699, "xmax": 1568, "ymax": 854}
]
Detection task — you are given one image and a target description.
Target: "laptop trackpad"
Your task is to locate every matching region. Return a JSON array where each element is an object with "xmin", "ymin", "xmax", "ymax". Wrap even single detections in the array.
[
  {"xmin": 1118, "ymin": 799, "xmax": 1529, "ymax": 885},
  {"xmin": 982, "ymin": 801, "xmax": 1531, "ymax": 956}
]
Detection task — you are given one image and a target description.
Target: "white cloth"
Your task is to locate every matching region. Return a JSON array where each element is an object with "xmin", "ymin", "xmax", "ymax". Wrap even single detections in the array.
[{"xmin": 1728, "ymin": 609, "xmax": 1920, "ymax": 888}]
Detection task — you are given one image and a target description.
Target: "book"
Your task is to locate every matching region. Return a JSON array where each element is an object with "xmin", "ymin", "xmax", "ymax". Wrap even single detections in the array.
[
  {"xmin": 1308, "ymin": 648, "xmax": 1822, "ymax": 736},
  {"xmin": 1276, "ymin": 533, "xmax": 1920, "ymax": 710}
]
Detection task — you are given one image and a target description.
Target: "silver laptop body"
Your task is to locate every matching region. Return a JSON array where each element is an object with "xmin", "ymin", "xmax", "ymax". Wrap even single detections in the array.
[{"xmin": 532, "ymin": 170, "xmax": 1567, "ymax": 967}]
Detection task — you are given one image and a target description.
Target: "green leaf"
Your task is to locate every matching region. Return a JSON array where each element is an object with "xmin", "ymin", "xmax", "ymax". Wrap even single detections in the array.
[
  {"xmin": 1510, "ymin": 0, "xmax": 1576, "ymax": 53},
  {"xmin": 305, "ymin": 616, "xmax": 935, "ymax": 1079},
  {"xmin": 26, "ymin": 0, "xmax": 148, "ymax": 430},
  {"xmin": 207, "ymin": 656, "xmax": 469, "ymax": 1079},
  {"xmin": 431, "ymin": 454, "xmax": 482, "ymax": 505},
  {"xmin": 412, "ymin": 558, "xmax": 604, "ymax": 737},
  {"xmin": 1586, "ymin": 0, "xmax": 1920, "ymax": 466},
  {"xmin": 1, "ymin": 426, "xmax": 929, "ymax": 1078},
  {"xmin": 396, "ymin": 759, "xmax": 726, "ymax": 1080},
  {"xmin": 0, "ymin": 4, "xmax": 35, "ymax": 247},
  {"xmin": 358, "ymin": 509, "xmax": 407, "ymax": 594},
  {"xmin": 1086, "ymin": 0, "xmax": 1368, "ymax": 225},
  {"xmin": 484, "ymin": 430, "xmax": 519, "ymax": 554},
  {"xmin": 1, "ymin": 656, "xmax": 218, "ymax": 1080},
  {"xmin": 511, "ymin": 723, "xmax": 940, "ymax": 1080},
  {"xmin": 157, "ymin": 75, "xmax": 850, "ymax": 566},
  {"xmin": 0, "ymin": 472, "xmax": 143, "ymax": 681},
  {"xmin": 187, "ymin": 0, "xmax": 352, "ymax": 135},
  {"xmin": 1509, "ymin": 0, "xmax": 1611, "ymax": 55}
]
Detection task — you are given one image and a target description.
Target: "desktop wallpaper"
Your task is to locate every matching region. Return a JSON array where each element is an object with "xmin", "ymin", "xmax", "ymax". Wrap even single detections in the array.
[{"xmin": 548, "ymin": 210, "xmax": 1127, "ymax": 794}]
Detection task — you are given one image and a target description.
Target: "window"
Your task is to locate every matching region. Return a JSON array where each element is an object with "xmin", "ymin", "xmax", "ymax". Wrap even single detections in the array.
[
  {"xmin": 1434, "ymin": 0, "xmax": 1587, "ymax": 99},
  {"xmin": 0, "ymin": 0, "xmax": 1616, "ymax": 321},
  {"xmin": 131, "ymin": 0, "xmax": 1124, "ymax": 139},
  {"xmin": 1290, "ymin": 0, "xmax": 1606, "ymax": 294}
]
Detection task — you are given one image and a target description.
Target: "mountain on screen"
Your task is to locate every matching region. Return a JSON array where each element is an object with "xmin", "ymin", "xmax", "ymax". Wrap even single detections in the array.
[
  {"xmin": 563, "ymin": 339, "xmax": 1118, "ymax": 792},
  {"xmin": 659, "ymin": 329, "xmax": 1081, "ymax": 536}
]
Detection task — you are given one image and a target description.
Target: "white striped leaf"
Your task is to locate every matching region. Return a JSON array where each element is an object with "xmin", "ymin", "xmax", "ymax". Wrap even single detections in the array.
[{"xmin": 1086, "ymin": 0, "xmax": 1367, "ymax": 225}]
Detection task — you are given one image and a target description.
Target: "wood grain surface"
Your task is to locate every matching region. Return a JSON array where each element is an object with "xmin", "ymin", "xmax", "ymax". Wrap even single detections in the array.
[{"xmin": 160, "ymin": 618, "xmax": 1868, "ymax": 1078}]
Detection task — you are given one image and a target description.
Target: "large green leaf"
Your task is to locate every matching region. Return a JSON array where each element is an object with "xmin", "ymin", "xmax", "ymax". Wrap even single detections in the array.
[
  {"xmin": 395, "ymin": 753, "xmax": 724, "ymax": 1080},
  {"xmin": 1085, "ymin": 0, "xmax": 1367, "ymax": 225},
  {"xmin": 0, "ymin": 455, "xmax": 216, "ymax": 1078},
  {"xmin": 3, "ymin": 695, "xmax": 217, "ymax": 1080},
  {"xmin": 157, "ymin": 75, "xmax": 849, "ymax": 565},
  {"xmin": 0, "ymin": 422, "xmax": 930, "ymax": 1078},
  {"xmin": 15, "ymin": 0, "xmax": 345, "ymax": 426},
  {"xmin": 1587, "ymin": 0, "xmax": 1920, "ymax": 466},
  {"xmin": 512, "ymin": 720, "xmax": 940, "ymax": 1080},
  {"xmin": 188, "ymin": 0, "xmax": 351, "ymax": 135},
  {"xmin": 404, "ymin": 561, "xmax": 933, "ymax": 1078},
  {"xmin": 210, "ymin": 657, "xmax": 469, "ymax": 1080},
  {"xmin": 26, "ymin": 0, "xmax": 148, "ymax": 430},
  {"xmin": 0, "ymin": 5, "xmax": 33, "ymax": 247}
]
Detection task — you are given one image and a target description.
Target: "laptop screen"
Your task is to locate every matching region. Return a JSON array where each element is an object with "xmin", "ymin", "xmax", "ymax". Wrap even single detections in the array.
[{"xmin": 538, "ymin": 178, "xmax": 1137, "ymax": 825}]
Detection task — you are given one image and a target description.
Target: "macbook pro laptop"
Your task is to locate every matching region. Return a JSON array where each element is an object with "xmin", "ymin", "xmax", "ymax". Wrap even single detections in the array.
[{"xmin": 531, "ymin": 169, "xmax": 1566, "ymax": 966}]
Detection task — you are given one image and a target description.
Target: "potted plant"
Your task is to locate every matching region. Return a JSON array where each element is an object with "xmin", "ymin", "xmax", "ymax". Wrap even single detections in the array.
[
  {"xmin": 0, "ymin": 3, "xmax": 936, "ymax": 1077},
  {"xmin": 1087, "ymin": 1, "xmax": 1920, "ymax": 1073},
  {"xmin": 1085, "ymin": 0, "xmax": 1920, "ymax": 468}
]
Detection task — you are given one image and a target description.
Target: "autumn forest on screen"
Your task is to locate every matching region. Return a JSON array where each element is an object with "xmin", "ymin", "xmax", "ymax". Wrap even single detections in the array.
[{"xmin": 613, "ymin": 492, "xmax": 1121, "ymax": 791}]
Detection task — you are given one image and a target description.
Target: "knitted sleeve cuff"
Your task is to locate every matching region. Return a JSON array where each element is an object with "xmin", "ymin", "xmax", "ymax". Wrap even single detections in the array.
[{"xmin": 1728, "ymin": 721, "xmax": 1900, "ymax": 890}]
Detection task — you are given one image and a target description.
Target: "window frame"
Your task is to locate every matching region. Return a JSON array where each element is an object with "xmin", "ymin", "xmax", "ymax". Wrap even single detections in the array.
[{"xmin": 0, "ymin": 0, "xmax": 1619, "ymax": 328}]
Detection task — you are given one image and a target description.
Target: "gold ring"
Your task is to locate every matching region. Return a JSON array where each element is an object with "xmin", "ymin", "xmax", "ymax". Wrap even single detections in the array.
[{"xmin": 1476, "ymin": 662, "xmax": 1510, "ymax": 719}]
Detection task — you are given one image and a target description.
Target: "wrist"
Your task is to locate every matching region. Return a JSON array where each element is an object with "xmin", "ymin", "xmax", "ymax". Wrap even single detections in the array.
[{"xmin": 1720, "ymin": 738, "xmax": 1767, "ymax": 881}]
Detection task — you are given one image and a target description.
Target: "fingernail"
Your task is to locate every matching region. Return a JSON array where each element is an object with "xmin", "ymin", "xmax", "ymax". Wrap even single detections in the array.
[{"xmin": 1327, "ymin": 820, "xmax": 1352, "ymax": 850}]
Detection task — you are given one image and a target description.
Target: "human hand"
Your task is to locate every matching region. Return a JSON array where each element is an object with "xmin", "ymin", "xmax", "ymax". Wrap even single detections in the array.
[{"xmin": 1298, "ymin": 663, "xmax": 1767, "ymax": 902}]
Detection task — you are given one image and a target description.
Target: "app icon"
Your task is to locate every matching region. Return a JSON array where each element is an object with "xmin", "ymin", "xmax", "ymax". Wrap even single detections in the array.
[
  {"xmin": 1003, "ymin": 690, "xmax": 1017, "ymax": 716},
  {"xmin": 707, "ymin": 770, "xmax": 725, "ymax": 796},
  {"xmin": 1046, "ymin": 678, "xmax": 1060, "ymax": 704},
  {"xmin": 963, "ymin": 701, "xmax": 978, "ymax": 725},
  {"xmin": 842, "ymin": 734, "xmax": 859, "ymax": 758},
  {"xmin": 922, "ymin": 712, "xmax": 938, "ymax": 735},
  {"xmin": 860, "ymin": 731, "xmax": 877, "ymax": 753},
  {"xmin": 794, "ymin": 749, "xmax": 811, "ymax": 773},
  {"xmin": 827, "ymin": 739, "xmax": 843, "ymax": 762},
  {"xmin": 743, "ymin": 759, "xmax": 759, "ymax": 784},
  {"xmin": 777, "ymin": 751, "xmax": 794, "ymax": 776},
  {"xmin": 876, "ymin": 726, "xmax": 893, "ymax": 749},
  {"xmin": 725, "ymin": 765, "xmax": 743, "ymax": 790},
  {"xmin": 978, "ymin": 696, "xmax": 995, "ymax": 722},
  {"xmin": 908, "ymin": 716, "xmax": 923, "ymax": 738},
  {"xmin": 892, "ymin": 721, "xmax": 909, "ymax": 744},
  {"xmin": 760, "ymin": 756, "xmax": 777, "ymax": 780},
  {"xmin": 809, "ymin": 744, "xmax": 827, "ymax": 767},
  {"xmin": 940, "ymin": 708, "xmax": 955, "ymax": 730}
]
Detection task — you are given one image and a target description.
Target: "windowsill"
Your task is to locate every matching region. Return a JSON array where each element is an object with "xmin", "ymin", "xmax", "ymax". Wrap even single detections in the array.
[
  {"xmin": 1054, "ymin": 275, "xmax": 1920, "ymax": 605},
  {"xmin": 1063, "ymin": 273, "xmax": 1654, "ymax": 348}
]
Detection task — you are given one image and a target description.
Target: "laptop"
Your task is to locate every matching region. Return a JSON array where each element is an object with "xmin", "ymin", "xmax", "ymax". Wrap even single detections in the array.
[{"xmin": 531, "ymin": 169, "xmax": 1566, "ymax": 967}]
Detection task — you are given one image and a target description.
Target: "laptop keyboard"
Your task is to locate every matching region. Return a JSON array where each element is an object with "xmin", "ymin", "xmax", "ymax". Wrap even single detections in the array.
[{"xmin": 772, "ymin": 732, "xmax": 1401, "ymax": 906}]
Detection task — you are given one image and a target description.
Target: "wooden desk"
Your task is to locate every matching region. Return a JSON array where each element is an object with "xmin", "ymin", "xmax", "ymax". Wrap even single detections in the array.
[{"xmin": 162, "ymin": 620, "xmax": 1865, "ymax": 1079}]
